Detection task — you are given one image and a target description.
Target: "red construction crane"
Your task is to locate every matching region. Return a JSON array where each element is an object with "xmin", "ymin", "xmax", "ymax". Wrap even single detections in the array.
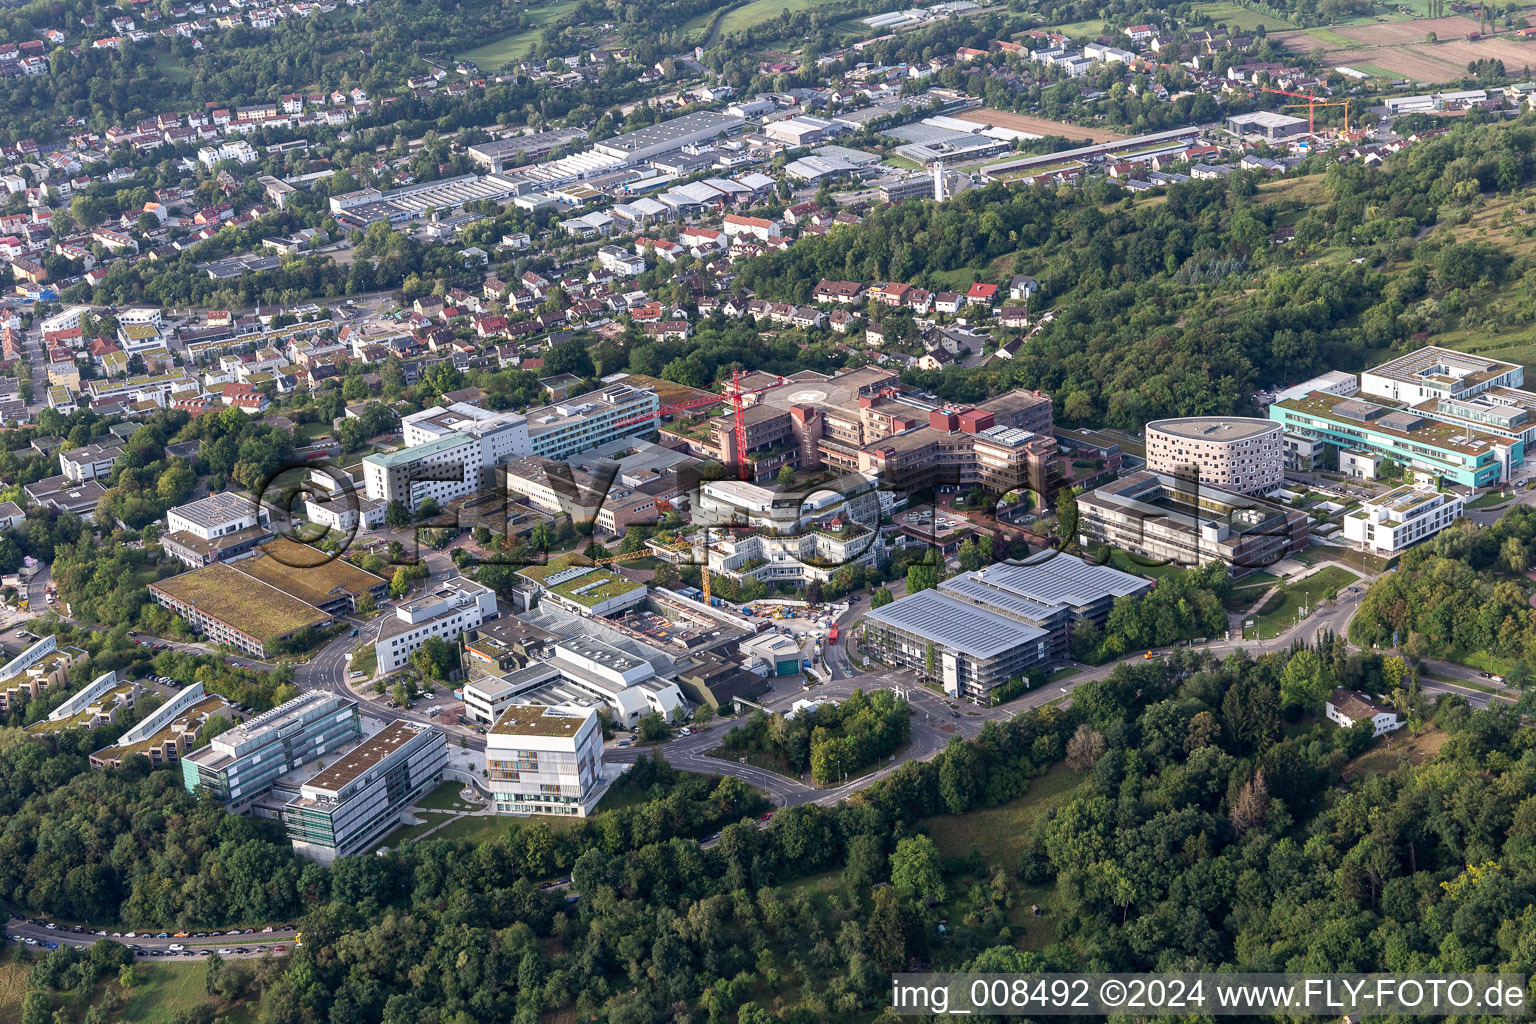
[
  {"xmin": 1260, "ymin": 86, "xmax": 1325, "ymax": 139},
  {"xmin": 612, "ymin": 371, "xmax": 787, "ymax": 480}
]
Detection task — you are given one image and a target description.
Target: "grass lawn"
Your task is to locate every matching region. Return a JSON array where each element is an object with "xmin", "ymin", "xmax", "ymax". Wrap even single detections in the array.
[
  {"xmin": 0, "ymin": 947, "xmax": 28, "ymax": 1024},
  {"xmin": 1466, "ymin": 491, "xmax": 1514, "ymax": 509},
  {"xmin": 1043, "ymin": 666, "xmax": 1080, "ymax": 685},
  {"xmin": 884, "ymin": 154, "xmax": 923, "ymax": 170},
  {"xmin": 1248, "ymin": 566, "xmax": 1359, "ymax": 639},
  {"xmin": 1191, "ymin": 0, "xmax": 1279, "ymax": 30},
  {"xmin": 1038, "ymin": 17, "xmax": 1108, "ymax": 36},
  {"xmin": 153, "ymin": 51, "xmax": 192, "ymax": 84},
  {"xmin": 415, "ymin": 781, "xmax": 479, "ymax": 812},
  {"xmin": 421, "ymin": 770, "xmax": 734, "ymax": 845},
  {"xmin": 1341, "ymin": 725, "xmax": 1447, "ymax": 777},
  {"xmin": 1303, "ymin": 26, "xmax": 1362, "ymax": 46},
  {"xmin": 350, "ymin": 643, "xmax": 376, "ymax": 678},
  {"xmin": 378, "ymin": 810, "xmax": 457, "ymax": 847},
  {"xmin": 926, "ymin": 266, "xmax": 984, "ymax": 290},
  {"xmin": 1447, "ymin": 650, "xmax": 1519, "ymax": 677},
  {"xmin": 458, "ymin": 0, "xmax": 580, "ymax": 66},
  {"xmin": 715, "ymin": 0, "xmax": 823, "ymax": 34},
  {"xmin": 118, "ymin": 963, "xmax": 263, "ymax": 1024},
  {"xmin": 920, "ymin": 762, "xmax": 1080, "ymax": 864}
]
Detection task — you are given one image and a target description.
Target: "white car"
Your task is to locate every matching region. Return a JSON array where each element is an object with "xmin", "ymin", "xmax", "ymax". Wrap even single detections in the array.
[{"xmin": 168, "ymin": 943, "xmax": 184, "ymax": 951}]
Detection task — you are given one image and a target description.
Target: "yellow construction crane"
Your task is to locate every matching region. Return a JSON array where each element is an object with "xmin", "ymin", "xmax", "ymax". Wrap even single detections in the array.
[
  {"xmin": 700, "ymin": 527, "xmax": 711, "ymax": 605},
  {"xmin": 1284, "ymin": 97, "xmax": 1352, "ymax": 135}
]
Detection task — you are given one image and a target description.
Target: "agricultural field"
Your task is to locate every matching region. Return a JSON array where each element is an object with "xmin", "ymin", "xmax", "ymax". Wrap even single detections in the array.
[
  {"xmin": 954, "ymin": 108, "xmax": 1127, "ymax": 142},
  {"xmin": 1275, "ymin": 15, "xmax": 1536, "ymax": 81},
  {"xmin": 1345, "ymin": 44, "xmax": 1467, "ymax": 80},
  {"xmin": 458, "ymin": 0, "xmax": 581, "ymax": 67},
  {"xmin": 1190, "ymin": 1, "xmax": 1281, "ymax": 31},
  {"xmin": 714, "ymin": 0, "xmax": 827, "ymax": 35},
  {"xmin": 1338, "ymin": 13, "xmax": 1484, "ymax": 40},
  {"xmin": 1033, "ymin": 17, "xmax": 1109, "ymax": 37}
]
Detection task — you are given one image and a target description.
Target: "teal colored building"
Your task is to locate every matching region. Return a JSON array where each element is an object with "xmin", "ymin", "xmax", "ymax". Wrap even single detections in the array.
[{"xmin": 1269, "ymin": 391, "xmax": 1519, "ymax": 489}]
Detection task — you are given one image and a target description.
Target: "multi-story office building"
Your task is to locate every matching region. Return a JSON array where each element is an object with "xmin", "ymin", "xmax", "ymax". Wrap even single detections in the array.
[
  {"xmin": 485, "ymin": 704, "xmax": 605, "ymax": 817},
  {"xmin": 513, "ymin": 564, "xmax": 648, "ymax": 619},
  {"xmin": 1143, "ymin": 417, "xmax": 1284, "ymax": 496},
  {"xmin": 467, "ymin": 128, "xmax": 588, "ymax": 172},
  {"xmin": 499, "ymin": 441, "xmax": 699, "ymax": 536},
  {"xmin": 376, "ymin": 576, "xmax": 499, "ymax": 672},
  {"xmin": 1269, "ymin": 348, "xmax": 1536, "ymax": 488},
  {"xmin": 1268, "ymin": 390, "xmax": 1515, "ymax": 489},
  {"xmin": 1360, "ymin": 346, "xmax": 1524, "ymax": 405},
  {"xmin": 363, "ymin": 404, "xmax": 531, "ymax": 511},
  {"xmin": 863, "ymin": 553, "xmax": 1149, "ymax": 701},
  {"xmin": 461, "ymin": 634, "xmax": 686, "ymax": 729},
  {"xmin": 148, "ymin": 562, "xmax": 332, "ymax": 658},
  {"xmin": 1076, "ymin": 470, "xmax": 1310, "ymax": 576},
  {"xmin": 858, "ymin": 417, "xmax": 1058, "ymax": 497},
  {"xmin": 525, "ymin": 383, "xmax": 661, "ymax": 461},
  {"xmin": 1342, "ymin": 485, "xmax": 1465, "ymax": 555},
  {"xmin": 283, "ymin": 720, "xmax": 447, "ymax": 863},
  {"xmin": 161, "ymin": 492, "xmax": 275, "ymax": 567},
  {"xmin": 689, "ymin": 472, "xmax": 897, "ymax": 584},
  {"xmin": 686, "ymin": 366, "xmax": 1055, "ymax": 490},
  {"xmin": 181, "ymin": 692, "xmax": 362, "ymax": 810}
]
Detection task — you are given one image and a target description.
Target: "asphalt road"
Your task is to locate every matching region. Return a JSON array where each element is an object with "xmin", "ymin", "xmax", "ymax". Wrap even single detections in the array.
[{"xmin": 6, "ymin": 916, "xmax": 296, "ymax": 960}]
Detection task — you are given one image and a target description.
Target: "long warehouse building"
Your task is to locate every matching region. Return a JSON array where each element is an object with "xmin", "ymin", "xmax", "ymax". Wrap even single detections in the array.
[{"xmin": 593, "ymin": 111, "xmax": 746, "ymax": 164}]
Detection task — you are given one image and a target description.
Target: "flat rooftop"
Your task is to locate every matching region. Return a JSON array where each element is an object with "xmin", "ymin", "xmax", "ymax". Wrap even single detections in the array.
[
  {"xmin": 304, "ymin": 720, "xmax": 426, "ymax": 793},
  {"xmin": 490, "ymin": 702, "xmax": 590, "ymax": 738},
  {"xmin": 1366, "ymin": 346, "xmax": 1519, "ymax": 391},
  {"xmin": 1147, "ymin": 417, "xmax": 1277, "ymax": 443},
  {"xmin": 150, "ymin": 563, "xmax": 330, "ymax": 640},
  {"xmin": 517, "ymin": 563, "xmax": 645, "ymax": 607},
  {"xmin": 169, "ymin": 492, "xmax": 260, "ymax": 528},
  {"xmin": 1364, "ymin": 484, "xmax": 1450, "ymax": 516},
  {"xmin": 236, "ymin": 540, "xmax": 387, "ymax": 605},
  {"xmin": 951, "ymin": 551, "xmax": 1150, "ymax": 608},
  {"xmin": 594, "ymin": 110, "xmax": 744, "ymax": 154},
  {"xmin": 163, "ymin": 523, "xmax": 273, "ymax": 557},
  {"xmin": 363, "ymin": 432, "xmax": 472, "ymax": 470},
  {"xmin": 525, "ymin": 384, "xmax": 657, "ymax": 437},
  {"xmin": 1275, "ymin": 390, "xmax": 1504, "ymax": 457},
  {"xmin": 865, "ymin": 586, "xmax": 1047, "ymax": 659}
]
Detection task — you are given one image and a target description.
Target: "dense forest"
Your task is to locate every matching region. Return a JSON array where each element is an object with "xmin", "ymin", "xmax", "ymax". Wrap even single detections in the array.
[
  {"xmin": 1, "ymin": 635, "xmax": 1532, "ymax": 1024},
  {"xmin": 1350, "ymin": 505, "xmax": 1536, "ymax": 676}
]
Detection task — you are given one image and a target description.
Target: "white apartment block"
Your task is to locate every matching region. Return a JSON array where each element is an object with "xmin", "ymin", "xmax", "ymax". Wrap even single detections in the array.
[
  {"xmin": 1342, "ymin": 485, "xmax": 1464, "ymax": 556},
  {"xmin": 485, "ymin": 704, "xmax": 606, "ymax": 817},
  {"xmin": 596, "ymin": 244, "xmax": 646, "ymax": 277},
  {"xmin": 376, "ymin": 577, "xmax": 499, "ymax": 673},
  {"xmin": 364, "ymin": 404, "xmax": 530, "ymax": 511}
]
